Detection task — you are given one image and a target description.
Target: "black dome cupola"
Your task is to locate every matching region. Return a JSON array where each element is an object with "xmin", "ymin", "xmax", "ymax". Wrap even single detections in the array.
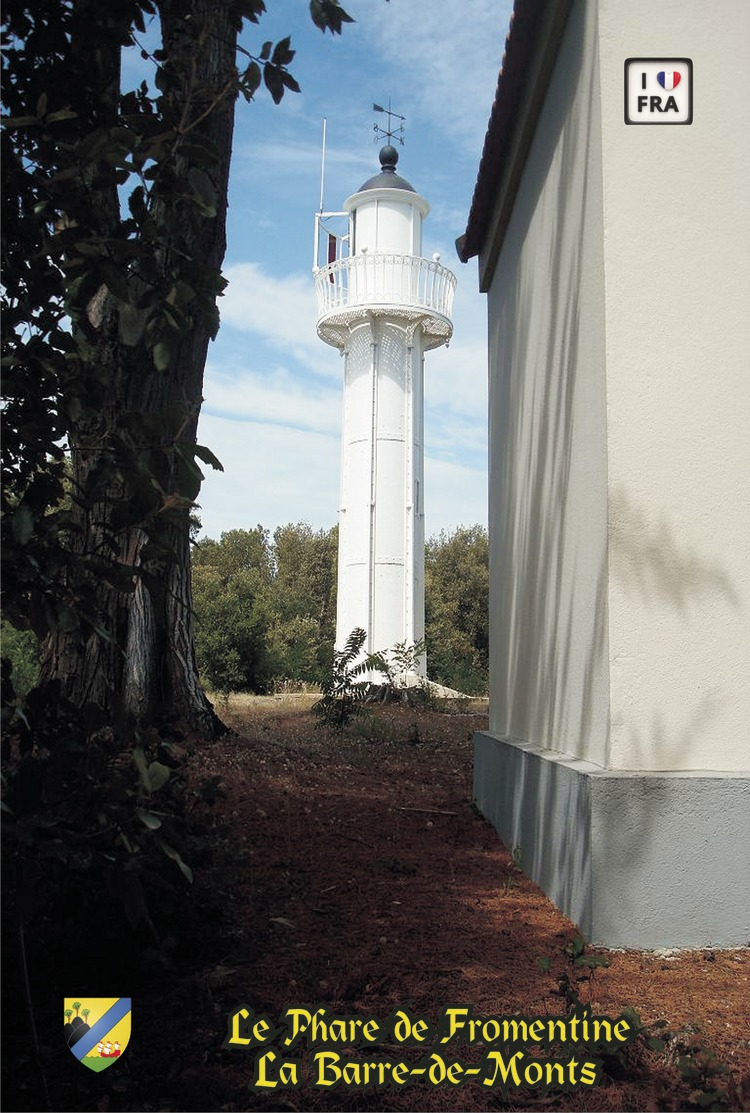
[{"xmin": 358, "ymin": 144, "xmax": 416, "ymax": 192}]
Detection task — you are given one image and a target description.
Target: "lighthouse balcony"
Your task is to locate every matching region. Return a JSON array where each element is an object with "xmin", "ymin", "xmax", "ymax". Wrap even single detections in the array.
[{"xmin": 315, "ymin": 252, "xmax": 456, "ymax": 350}]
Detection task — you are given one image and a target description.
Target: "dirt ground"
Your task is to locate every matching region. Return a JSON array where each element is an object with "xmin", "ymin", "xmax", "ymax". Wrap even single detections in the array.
[{"xmin": 13, "ymin": 694, "xmax": 750, "ymax": 1112}]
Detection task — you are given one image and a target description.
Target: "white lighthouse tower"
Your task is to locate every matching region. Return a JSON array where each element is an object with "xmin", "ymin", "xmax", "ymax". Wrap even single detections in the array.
[{"xmin": 314, "ymin": 140, "xmax": 456, "ymax": 673}]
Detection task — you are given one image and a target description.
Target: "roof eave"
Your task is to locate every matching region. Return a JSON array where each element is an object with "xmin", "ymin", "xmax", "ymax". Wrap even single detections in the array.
[{"xmin": 457, "ymin": 0, "xmax": 575, "ymax": 289}]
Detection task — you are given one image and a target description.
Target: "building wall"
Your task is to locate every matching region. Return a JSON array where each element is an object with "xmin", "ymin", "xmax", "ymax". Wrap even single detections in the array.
[
  {"xmin": 486, "ymin": 0, "xmax": 750, "ymax": 773},
  {"xmin": 474, "ymin": 734, "xmax": 750, "ymax": 948},
  {"xmin": 475, "ymin": 0, "xmax": 749, "ymax": 947},
  {"xmin": 486, "ymin": 0, "xmax": 611, "ymax": 763},
  {"xmin": 597, "ymin": 0, "xmax": 750, "ymax": 771}
]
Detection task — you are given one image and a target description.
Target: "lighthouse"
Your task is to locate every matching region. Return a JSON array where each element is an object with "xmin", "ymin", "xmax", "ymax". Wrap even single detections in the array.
[{"xmin": 313, "ymin": 139, "xmax": 456, "ymax": 674}]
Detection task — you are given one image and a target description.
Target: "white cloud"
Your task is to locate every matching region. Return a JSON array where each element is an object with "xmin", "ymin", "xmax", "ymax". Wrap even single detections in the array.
[
  {"xmin": 234, "ymin": 135, "xmax": 372, "ymax": 178},
  {"xmin": 424, "ymin": 454, "xmax": 487, "ymax": 537},
  {"xmin": 195, "ymin": 388, "xmax": 486, "ymax": 542},
  {"xmin": 195, "ymin": 414, "xmax": 341, "ymax": 538},
  {"xmin": 203, "ymin": 363, "xmax": 341, "ymax": 435},
  {"xmin": 428, "ymin": 321, "xmax": 487, "ymax": 418},
  {"xmin": 219, "ymin": 261, "xmax": 340, "ymax": 377},
  {"xmin": 195, "ymin": 409, "xmax": 485, "ymax": 542},
  {"xmin": 220, "ymin": 261, "xmax": 313, "ymax": 338},
  {"xmin": 424, "ymin": 270, "xmax": 489, "ymax": 440},
  {"xmin": 346, "ymin": 0, "xmax": 511, "ymax": 155}
]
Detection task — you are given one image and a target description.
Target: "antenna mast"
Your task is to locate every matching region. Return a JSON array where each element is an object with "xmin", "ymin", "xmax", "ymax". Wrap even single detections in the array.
[
  {"xmin": 319, "ymin": 116, "xmax": 327, "ymax": 213},
  {"xmin": 313, "ymin": 118, "xmax": 347, "ymax": 272}
]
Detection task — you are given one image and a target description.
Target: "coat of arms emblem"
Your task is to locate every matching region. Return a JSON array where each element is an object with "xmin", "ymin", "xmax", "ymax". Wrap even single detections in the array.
[{"xmin": 64, "ymin": 998, "xmax": 131, "ymax": 1071}]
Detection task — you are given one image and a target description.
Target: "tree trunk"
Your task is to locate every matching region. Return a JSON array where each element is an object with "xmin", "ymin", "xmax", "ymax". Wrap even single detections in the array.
[{"xmin": 41, "ymin": 0, "xmax": 240, "ymax": 737}]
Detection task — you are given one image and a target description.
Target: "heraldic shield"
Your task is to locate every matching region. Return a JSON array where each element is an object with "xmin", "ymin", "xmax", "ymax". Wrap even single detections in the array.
[{"xmin": 64, "ymin": 998, "xmax": 131, "ymax": 1071}]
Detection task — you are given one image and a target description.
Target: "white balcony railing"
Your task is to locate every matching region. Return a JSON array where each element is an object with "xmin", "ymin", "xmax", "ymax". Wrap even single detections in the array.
[{"xmin": 315, "ymin": 252, "xmax": 456, "ymax": 328}]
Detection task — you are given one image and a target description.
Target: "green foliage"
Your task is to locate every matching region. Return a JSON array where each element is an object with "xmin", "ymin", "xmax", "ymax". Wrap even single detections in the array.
[
  {"xmin": 312, "ymin": 629, "xmax": 432, "ymax": 729},
  {"xmin": 191, "ymin": 523, "xmax": 337, "ymax": 692},
  {"xmin": 632, "ymin": 1010, "xmax": 748, "ymax": 1111},
  {"xmin": 365, "ymin": 638, "xmax": 434, "ymax": 707},
  {"xmin": 1, "ymin": 0, "xmax": 354, "ymax": 726},
  {"xmin": 1, "ymin": 5, "xmax": 358, "ymax": 1076},
  {"xmin": 0, "ymin": 620, "xmax": 42, "ymax": 701},
  {"xmin": 673, "ymin": 1034, "xmax": 734, "ymax": 1110},
  {"xmin": 269, "ymin": 521, "xmax": 338, "ymax": 683},
  {"xmin": 380, "ymin": 638, "xmax": 427, "ymax": 683},
  {"xmin": 425, "ymin": 526, "xmax": 489, "ymax": 694},
  {"xmin": 312, "ymin": 627, "xmax": 375, "ymax": 729},
  {"xmin": 190, "ymin": 521, "xmax": 491, "ymax": 699},
  {"xmin": 1, "ymin": 683, "xmax": 225, "ymax": 956},
  {"xmin": 538, "ymin": 934, "xmax": 611, "ymax": 1010},
  {"xmin": 266, "ymin": 615, "xmax": 321, "ymax": 689},
  {"xmin": 2, "ymin": 0, "xmax": 229, "ymax": 650},
  {"xmin": 309, "ymin": 0, "xmax": 355, "ymax": 36},
  {"xmin": 191, "ymin": 527, "xmax": 275, "ymax": 693},
  {"xmin": 537, "ymin": 939, "xmax": 744, "ymax": 1107},
  {"xmin": 617, "ymin": 1006, "xmax": 670, "ymax": 1055}
]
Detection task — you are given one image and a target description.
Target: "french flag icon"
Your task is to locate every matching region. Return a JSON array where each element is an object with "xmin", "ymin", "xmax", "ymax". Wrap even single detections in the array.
[{"xmin": 657, "ymin": 70, "xmax": 681, "ymax": 90}]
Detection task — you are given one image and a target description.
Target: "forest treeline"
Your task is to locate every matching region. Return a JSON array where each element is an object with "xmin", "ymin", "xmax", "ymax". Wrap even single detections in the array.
[
  {"xmin": 3, "ymin": 522, "xmax": 489, "ymax": 698},
  {"xmin": 192, "ymin": 522, "xmax": 489, "ymax": 696}
]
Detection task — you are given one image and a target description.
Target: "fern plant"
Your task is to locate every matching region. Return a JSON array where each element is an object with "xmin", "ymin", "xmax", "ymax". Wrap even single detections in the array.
[
  {"xmin": 313, "ymin": 629, "xmax": 432, "ymax": 727},
  {"xmin": 312, "ymin": 628, "xmax": 382, "ymax": 729}
]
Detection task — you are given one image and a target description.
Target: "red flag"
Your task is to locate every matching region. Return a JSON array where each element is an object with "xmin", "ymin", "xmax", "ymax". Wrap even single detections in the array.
[{"xmin": 328, "ymin": 234, "xmax": 336, "ymax": 282}]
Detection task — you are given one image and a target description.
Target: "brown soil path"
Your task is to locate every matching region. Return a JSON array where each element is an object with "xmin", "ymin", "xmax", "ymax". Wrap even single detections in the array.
[{"xmin": 175, "ymin": 694, "xmax": 749, "ymax": 1113}]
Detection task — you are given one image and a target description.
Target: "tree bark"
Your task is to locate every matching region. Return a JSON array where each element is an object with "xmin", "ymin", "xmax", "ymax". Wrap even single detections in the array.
[{"xmin": 41, "ymin": 0, "xmax": 240, "ymax": 736}]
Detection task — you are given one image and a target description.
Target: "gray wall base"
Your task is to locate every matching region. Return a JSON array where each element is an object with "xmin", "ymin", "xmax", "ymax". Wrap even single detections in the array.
[{"xmin": 474, "ymin": 732, "xmax": 750, "ymax": 950}]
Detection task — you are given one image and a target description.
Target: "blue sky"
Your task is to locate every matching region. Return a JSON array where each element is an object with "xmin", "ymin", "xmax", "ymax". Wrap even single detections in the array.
[{"xmin": 188, "ymin": 0, "xmax": 514, "ymax": 541}]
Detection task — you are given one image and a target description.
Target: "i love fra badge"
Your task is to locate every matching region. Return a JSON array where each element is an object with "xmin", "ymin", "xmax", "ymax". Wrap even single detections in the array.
[
  {"xmin": 624, "ymin": 58, "xmax": 693, "ymax": 124},
  {"xmin": 64, "ymin": 998, "xmax": 131, "ymax": 1071}
]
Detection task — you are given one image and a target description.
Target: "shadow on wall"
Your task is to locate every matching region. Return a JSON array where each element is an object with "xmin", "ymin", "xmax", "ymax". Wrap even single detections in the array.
[
  {"xmin": 609, "ymin": 487, "xmax": 740, "ymax": 611},
  {"xmin": 606, "ymin": 481, "xmax": 741, "ymax": 770},
  {"xmin": 491, "ymin": 0, "xmax": 609, "ymax": 766},
  {"xmin": 479, "ymin": 2, "xmax": 749, "ymax": 942},
  {"xmin": 482, "ymin": 0, "xmax": 616, "ymax": 910},
  {"xmin": 506, "ymin": 742, "xmax": 591, "ymax": 932},
  {"xmin": 491, "ymin": 0, "xmax": 742, "ymax": 770},
  {"xmin": 612, "ymin": 687, "xmax": 723, "ymax": 774}
]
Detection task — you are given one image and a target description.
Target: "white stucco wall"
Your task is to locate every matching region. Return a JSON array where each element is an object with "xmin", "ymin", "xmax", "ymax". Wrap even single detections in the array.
[
  {"xmin": 597, "ymin": 0, "xmax": 750, "ymax": 771},
  {"xmin": 474, "ymin": 0, "xmax": 749, "ymax": 948},
  {"xmin": 486, "ymin": 0, "xmax": 611, "ymax": 763},
  {"xmin": 485, "ymin": 0, "xmax": 749, "ymax": 773}
]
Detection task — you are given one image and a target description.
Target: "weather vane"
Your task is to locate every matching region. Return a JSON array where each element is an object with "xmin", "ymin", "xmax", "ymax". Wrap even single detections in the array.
[{"xmin": 373, "ymin": 100, "xmax": 405, "ymax": 145}]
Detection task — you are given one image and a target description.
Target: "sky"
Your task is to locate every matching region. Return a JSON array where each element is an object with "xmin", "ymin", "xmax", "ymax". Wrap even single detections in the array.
[{"xmin": 184, "ymin": 0, "xmax": 514, "ymax": 542}]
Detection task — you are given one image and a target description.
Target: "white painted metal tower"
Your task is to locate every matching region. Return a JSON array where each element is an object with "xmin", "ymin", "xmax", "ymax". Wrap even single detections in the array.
[{"xmin": 313, "ymin": 142, "xmax": 456, "ymax": 672}]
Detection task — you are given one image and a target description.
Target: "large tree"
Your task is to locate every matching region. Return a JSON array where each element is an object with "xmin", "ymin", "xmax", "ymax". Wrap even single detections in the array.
[
  {"xmin": 425, "ymin": 525, "xmax": 489, "ymax": 694},
  {"xmin": 1, "ymin": 0, "xmax": 352, "ymax": 735},
  {"xmin": 268, "ymin": 521, "xmax": 337, "ymax": 684},
  {"xmin": 190, "ymin": 522, "xmax": 338, "ymax": 692},
  {"xmin": 191, "ymin": 526, "xmax": 275, "ymax": 693}
]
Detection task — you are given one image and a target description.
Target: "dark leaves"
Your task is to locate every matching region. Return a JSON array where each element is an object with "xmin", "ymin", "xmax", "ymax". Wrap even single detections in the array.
[
  {"xmin": 263, "ymin": 62, "xmax": 300, "ymax": 104},
  {"xmin": 271, "ymin": 36, "xmax": 295, "ymax": 67},
  {"xmin": 1, "ymin": 0, "xmax": 355, "ymax": 665},
  {"xmin": 235, "ymin": 0, "xmax": 266, "ymax": 23},
  {"xmin": 187, "ymin": 166, "xmax": 217, "ymax": 217},
  {"xmin": 309, "ymin": 0, "xmax": 355, "ymax": 35},
  {"xmin": 240, "ymin": 60, "xmax": 262, "ymax": 101},
  {"xmin": 192, "ymin": 443, "xmax": 224, "ymax": 473}
]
